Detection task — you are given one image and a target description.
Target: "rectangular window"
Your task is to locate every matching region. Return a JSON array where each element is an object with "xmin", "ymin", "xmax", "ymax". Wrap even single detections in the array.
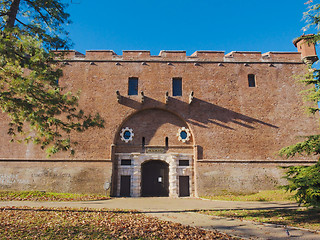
[
  {"xmin": 142, "ymin": 137, "xmax": 145, "ymax": 148},
  {"xmin": 179, "ymin": 160, "xmax": 189, "ymax": 166},
  {"xmin": 128, "ymin": 77, "xmax": 138, "ymax": 95},
  {"xmin": 121, "ymin": 159, "xmax": 132, "ymax": 165},
  {"xmin": 248, "ymin": 74, "xmax": 256, "ymax": 87},
  {"xmin": 172, "ymin": 78, "xmax": 182, "ymax": 96}
]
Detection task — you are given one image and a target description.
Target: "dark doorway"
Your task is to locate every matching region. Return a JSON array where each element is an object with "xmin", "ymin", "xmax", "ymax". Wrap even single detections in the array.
[
  {"xmin": 120, "ymin": 175, "xmax": 131, "ymax": 197},
  {"xmin": 141, "ymin": 160, "xmax": 169, "ymax": 197},
  {"xmin": 179, "ymin": 176, "xmax": 190, "ymax": 197}
]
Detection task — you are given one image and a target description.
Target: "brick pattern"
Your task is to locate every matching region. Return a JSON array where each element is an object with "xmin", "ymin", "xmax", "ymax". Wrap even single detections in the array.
[{"xmin": 0, "ymin": 38, "xmax": 318, "ymax": 194}]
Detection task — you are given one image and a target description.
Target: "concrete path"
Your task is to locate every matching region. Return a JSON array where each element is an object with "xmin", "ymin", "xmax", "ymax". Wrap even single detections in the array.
[{"xmin": 0, "ymin": 198, "xmax": 319, "ymax": 239}]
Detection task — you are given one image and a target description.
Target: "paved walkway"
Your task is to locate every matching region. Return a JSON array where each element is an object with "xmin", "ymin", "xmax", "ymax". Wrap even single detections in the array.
[{"xmin": 0, "ymin": 198, "xmax": 319, "ymax": 239}]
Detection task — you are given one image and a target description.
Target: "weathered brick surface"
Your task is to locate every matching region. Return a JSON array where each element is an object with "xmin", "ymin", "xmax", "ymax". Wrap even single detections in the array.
[
  {"xmin": 0, "ymin": 42, "xmax": 319, "ymax": 195},
  {"xmin": 0, "ymin": 161, "xmax": 112, "ymax": 194}
]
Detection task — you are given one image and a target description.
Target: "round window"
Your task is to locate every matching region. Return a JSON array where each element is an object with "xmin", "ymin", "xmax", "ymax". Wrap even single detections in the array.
[
  {"xmin": 123, "ymin": 130, "xmax": 131, "ymax": 140},
  {"xmin": 180, "ymin": 130, "xmax": 188, "ymax": 140},
  {"xmin": 177, "ymin": 127, "xmax": 191, "ymax": 143},
  {"xmin": 120, "ymin": 127, "xmax": 134, "ymax": 143}
]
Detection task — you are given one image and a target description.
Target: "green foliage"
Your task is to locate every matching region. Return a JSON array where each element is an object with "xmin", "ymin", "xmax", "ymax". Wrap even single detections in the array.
[
  {"xmin": 279, "ymin": 135, "xmax": 320, "ymax": 157},
  {"xmin": 279, "ymin": 1, "xmax": 320, "ymax": 208},
  {"xmin": 202, "ymin": 208, "xmax": 320, "ymax": 231},
  {"xmin": 0, "ymin": 1, "xmax": 104, "ymax": 156},
  {"xmin": 0, "ymin": 0, "xmax": 71, "ymax": 49},
  {"xmin": 282, "ymin": 164, "xmax": 320, "ymax": 207},
  {"xmin": 201, "ymin": 190, "xmax": 295, "ymax": 202},
  {"xmin": 0, "ymin": 190, "xmax": 110, "ymax": 201}
]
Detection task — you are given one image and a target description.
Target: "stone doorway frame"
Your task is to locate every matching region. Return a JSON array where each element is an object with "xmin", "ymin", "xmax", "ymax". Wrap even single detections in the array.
[{"xmin": 115, "ymin": 153, "xmax": 194, "ymax": 197}]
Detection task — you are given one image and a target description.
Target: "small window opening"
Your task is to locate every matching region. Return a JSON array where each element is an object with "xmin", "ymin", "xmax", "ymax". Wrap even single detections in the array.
[
  {"xmin": 165, "ymin": 137, "xmax": 169, "ymax": 148},
  {"xmin": 248, "ymin": 74, "xmax": 256, "ymax": 87},
  {"xmin": 128, "ymin": 77, "xmax": 138, "ymax": 95},
  {"xmin": 180, "ymin": 131, "xmax": 188, "ymax": 140},
  {"xmin": 123, "ymin": 130, "xmax": 131, "ymax": 140},
  {"xmin": 142, "ymin": 137, "xmax": 145, "ymax": 148},
  {"xmin": 121, "ymin": 159, "xmax": 132, "ymax": 165},
  {"xmin": 179, "ymin": 160, "xmax": 189, "ymax": 166},
  {"xmin": 172, "ymin": 77, "xmax": 182, "ymax": 96}
]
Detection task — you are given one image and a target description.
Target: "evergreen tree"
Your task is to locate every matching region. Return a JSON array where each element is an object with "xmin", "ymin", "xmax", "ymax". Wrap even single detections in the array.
[
  {"xmin": 0, "ymin": 0, "xmax": 104, "ymax": 156},
  {"xmin": 279, "ymin": 1, "xmax": 320, "ymax": 207}
]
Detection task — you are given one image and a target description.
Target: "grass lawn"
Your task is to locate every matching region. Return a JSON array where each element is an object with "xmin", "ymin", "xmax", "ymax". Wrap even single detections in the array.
[
  {"xmin": 201, "ymin": 190, "xmax": 295, "ymax": 202},
  {"xmin": 201, "ymin": 208, "xmax": 320, "ymax": 231},
  {"xmin": 0, "ymin": 207, "xmax": 240, "ymax": 239},
  {"xmin": 0, "ymin": 191, "xmax": 110, "ymax": 201},
  {"xmin": 201, "ymin": 190, "xmax": 319, "ymax": 231}
]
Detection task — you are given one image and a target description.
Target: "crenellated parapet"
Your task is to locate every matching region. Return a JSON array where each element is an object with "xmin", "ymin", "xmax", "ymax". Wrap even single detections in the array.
[{"xmin": 53, "ymin": 49, "xmax": 305, "ymax": 63}]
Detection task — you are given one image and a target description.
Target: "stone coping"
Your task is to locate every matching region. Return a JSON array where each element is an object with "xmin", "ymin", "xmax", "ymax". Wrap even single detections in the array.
[
  {"xmin": 198, "ymin": 159, "xmax": 317, "ymax": 163},
  {"xmin": 53, "ymin": 50, "xmax": 303, "ymax": 63},
  {"xmin": 0, "ymin": 159, "xmax": 316, "ymax": 164}
]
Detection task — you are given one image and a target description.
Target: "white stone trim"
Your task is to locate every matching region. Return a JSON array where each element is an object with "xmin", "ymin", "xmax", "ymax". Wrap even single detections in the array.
[
  {"xmin": 116, "ymin": 153, "xmax": 193, "ymax": 197},
  {"xmin": 177, "ymin": 127, "xmax": 191, "ymax": 143},
  {"xmin": 120, "ymin": 127, "xmax": 134, "ymax": 143}
]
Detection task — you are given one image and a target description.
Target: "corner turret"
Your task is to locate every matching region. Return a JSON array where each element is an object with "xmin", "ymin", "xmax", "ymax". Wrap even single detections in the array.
[{"xmin": 293, "ymin": 34, "xmax": 318, "ymax": 65}]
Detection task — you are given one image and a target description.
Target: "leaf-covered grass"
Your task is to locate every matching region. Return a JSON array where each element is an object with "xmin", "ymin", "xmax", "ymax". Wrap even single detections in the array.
[
  {"xmin": 0, "ymin": 207, "xmax": 240, "ymax": 240},
  {"xmin": 0, "ymin": 191, "xmax": 110, "ymax": 202},
  {"xmin": 201, "ymin": 190, "xmax": 295, "ymax": 202},
  {"xmin": 201, "ymin": 208, "xmax": 320, "ymax": 231}
]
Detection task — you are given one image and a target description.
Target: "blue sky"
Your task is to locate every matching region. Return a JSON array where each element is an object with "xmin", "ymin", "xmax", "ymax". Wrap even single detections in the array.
[{"xmin": 66, "ymin": 0, "xmax": 314, "ymax": 56}]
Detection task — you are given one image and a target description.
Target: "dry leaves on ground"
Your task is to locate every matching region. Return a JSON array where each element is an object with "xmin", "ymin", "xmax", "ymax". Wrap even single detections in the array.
[{"xmin": 0, "ymin": 207, "xmax": 241, "ymax": 239}]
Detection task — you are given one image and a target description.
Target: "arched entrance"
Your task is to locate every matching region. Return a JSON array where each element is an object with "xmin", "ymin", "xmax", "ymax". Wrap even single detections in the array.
[
  {"xmin": 112, "ymin": 108, "xmax": 195, "ymax": 197},
  {"xmin": 141, "ymin": 160, "xmax": 169, "ymax": 197}
]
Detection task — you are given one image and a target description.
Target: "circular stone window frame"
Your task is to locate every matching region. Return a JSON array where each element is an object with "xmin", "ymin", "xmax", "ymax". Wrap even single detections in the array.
[
  {"xmin": 120, "ymin": 127, "xmax": 134, "ymax": 143},
  {"xmin": 177, "ymin": 127, "xmax": 191, "ymax": 143}
]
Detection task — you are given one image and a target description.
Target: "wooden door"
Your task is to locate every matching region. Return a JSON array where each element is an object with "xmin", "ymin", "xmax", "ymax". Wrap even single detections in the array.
[
  {"xmin": 179, "ymin": 176, "xmax": 190, "ymax": 197},
  {"xmin": 120, "ymin": 175, "xmax": 131, "ymax": 197}
]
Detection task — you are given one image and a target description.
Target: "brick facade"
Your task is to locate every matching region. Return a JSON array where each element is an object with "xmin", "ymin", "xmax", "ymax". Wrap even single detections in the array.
[{"xmin": 0, "ymin": 37, "xmax": 318, "ymax": 196}]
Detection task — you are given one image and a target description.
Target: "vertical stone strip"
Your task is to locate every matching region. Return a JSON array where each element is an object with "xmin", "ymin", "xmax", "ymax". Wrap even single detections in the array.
[
  {"xmin": 193, "ymin": 145, "xmax": 199, "ymax": 197},
  {"xmin": 132, "ymin": 153, "xmax": 141, "ymax": 197},
  {"xmin": 110, "ymin": 144, "xmax": 117, "ymax": 196},
  {"xmin": 169, "ymin": 154, "xmax": 178, "ymax": 197}
]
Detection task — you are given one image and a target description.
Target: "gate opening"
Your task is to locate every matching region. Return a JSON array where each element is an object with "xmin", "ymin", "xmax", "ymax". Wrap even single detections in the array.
[{"xmin": 141, "ymin": 160, "xmax": 169, "ymax": 197}]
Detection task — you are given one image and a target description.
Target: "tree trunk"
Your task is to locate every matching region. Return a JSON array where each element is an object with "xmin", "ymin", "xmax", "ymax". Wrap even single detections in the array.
[{"xmin": 6, "ymin": 0, "xmax": 21, "ymax": 28}]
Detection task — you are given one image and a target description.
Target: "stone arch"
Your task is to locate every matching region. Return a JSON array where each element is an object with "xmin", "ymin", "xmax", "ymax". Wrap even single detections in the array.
[
  {"xmin": 114, "ymin": 108, "xmax": 194, "ymax": 149},
  {"xmin": 112, "ymin": 108, "xmax": 195, "ymax": 197}
]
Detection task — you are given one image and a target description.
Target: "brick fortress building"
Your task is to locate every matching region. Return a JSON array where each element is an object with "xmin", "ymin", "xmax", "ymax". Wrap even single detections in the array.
[{"xmin": 0, "ymin": 36, "xmax": 318, "ymax": 197}]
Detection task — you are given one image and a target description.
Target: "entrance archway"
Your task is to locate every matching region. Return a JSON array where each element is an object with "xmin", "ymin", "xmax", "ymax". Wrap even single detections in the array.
[
  {"xmin": 112, "ymin": 108, "xmax": 195, "ymax": 197},
  {"xmin": 141, "ymin": 160, "xmax": 169, "ymax": 197}
]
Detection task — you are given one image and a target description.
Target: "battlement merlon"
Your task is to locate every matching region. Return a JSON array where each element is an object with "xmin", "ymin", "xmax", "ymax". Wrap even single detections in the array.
[{"xmin": 52, "ymin": 48, "xmax": 310, "ymax": 64}]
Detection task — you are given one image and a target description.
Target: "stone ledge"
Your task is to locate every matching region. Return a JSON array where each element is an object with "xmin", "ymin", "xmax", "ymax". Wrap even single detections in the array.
[
  {"xmin": 0, "ymin": 159, "xmax": 112, "ymax": 162},
  {"xmin": 197, "ymin": 159, "xmax": 317, "ymax": 164},
  {"xmin": 52, "ymin": 50, "xmax": 303, "ymax": 63}
]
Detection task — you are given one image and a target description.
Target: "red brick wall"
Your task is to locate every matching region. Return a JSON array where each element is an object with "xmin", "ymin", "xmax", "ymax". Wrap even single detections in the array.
[
  {"xmin": 0, "ymin": 50, "xmax": 318, "ymax": 161},
  {"xmin": 0, "ymin": 50, "xmax": 318, "ymax": 194}
]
